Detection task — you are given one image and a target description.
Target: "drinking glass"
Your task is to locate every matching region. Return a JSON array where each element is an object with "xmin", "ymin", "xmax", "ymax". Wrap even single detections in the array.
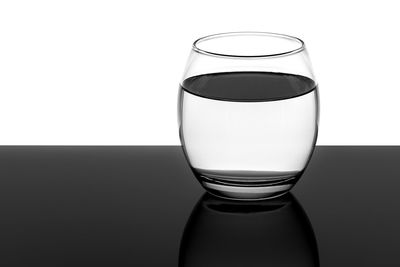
[{"xmin": 178, "ymin": 32, "xmax": 319, "ymax": 200}]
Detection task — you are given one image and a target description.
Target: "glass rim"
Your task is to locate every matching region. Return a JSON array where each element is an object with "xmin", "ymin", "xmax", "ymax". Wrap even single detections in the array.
[{"xmin": 192, "ymin": 31, "xmax": 305, "ymax": 58}]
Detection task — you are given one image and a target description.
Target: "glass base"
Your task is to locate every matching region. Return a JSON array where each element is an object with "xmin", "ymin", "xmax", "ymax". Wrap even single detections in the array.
[{"xmin": 195, "ymin": 171, "xmax": 300, "ymax": 201}]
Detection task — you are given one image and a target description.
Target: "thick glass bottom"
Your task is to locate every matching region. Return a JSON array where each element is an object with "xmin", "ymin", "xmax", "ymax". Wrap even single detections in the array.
[{"xmin": 194, "ymin": 170, "xmax": 301, "ymax": 201}]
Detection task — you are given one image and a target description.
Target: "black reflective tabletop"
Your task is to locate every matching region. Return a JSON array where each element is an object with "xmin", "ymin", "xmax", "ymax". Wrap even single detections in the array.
[{"xmin": 0, "ymin": 146, "xmax": 399, "ymax": 266}]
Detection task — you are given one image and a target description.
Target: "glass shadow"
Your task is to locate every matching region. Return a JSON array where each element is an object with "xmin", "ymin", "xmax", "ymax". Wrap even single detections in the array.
[{"xmin": 179, "ymin": 193, "xmax": 319, "ymax": 267}]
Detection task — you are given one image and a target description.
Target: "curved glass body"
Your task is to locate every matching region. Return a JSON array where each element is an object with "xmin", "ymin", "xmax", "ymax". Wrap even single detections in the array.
[{"xmin": 178, "ymin": 32, "xmax": 319, "ymax": 200}]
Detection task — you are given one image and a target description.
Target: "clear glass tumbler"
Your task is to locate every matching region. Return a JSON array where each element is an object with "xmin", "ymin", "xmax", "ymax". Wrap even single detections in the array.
[{"xmin": 178, "ymin": 32, "xmax": 319, "ymax": 200}]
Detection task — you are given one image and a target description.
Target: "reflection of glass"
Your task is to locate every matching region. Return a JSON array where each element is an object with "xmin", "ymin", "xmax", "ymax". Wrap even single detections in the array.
[{"xmin": 179, "ymin": 193, "xmax": 319, "ymax": 267}]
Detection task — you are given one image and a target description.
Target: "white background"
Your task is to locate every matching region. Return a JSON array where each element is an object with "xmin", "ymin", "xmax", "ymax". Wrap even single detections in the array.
[{"xmin": 0, "ymin": 0, "xmax": 399, "ymax": 145}]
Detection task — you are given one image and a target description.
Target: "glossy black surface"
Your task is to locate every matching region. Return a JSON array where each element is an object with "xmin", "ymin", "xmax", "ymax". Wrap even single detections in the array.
[{"xmin": 0, "ymin": 146, "xmax": 399, "ymax": 266}]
